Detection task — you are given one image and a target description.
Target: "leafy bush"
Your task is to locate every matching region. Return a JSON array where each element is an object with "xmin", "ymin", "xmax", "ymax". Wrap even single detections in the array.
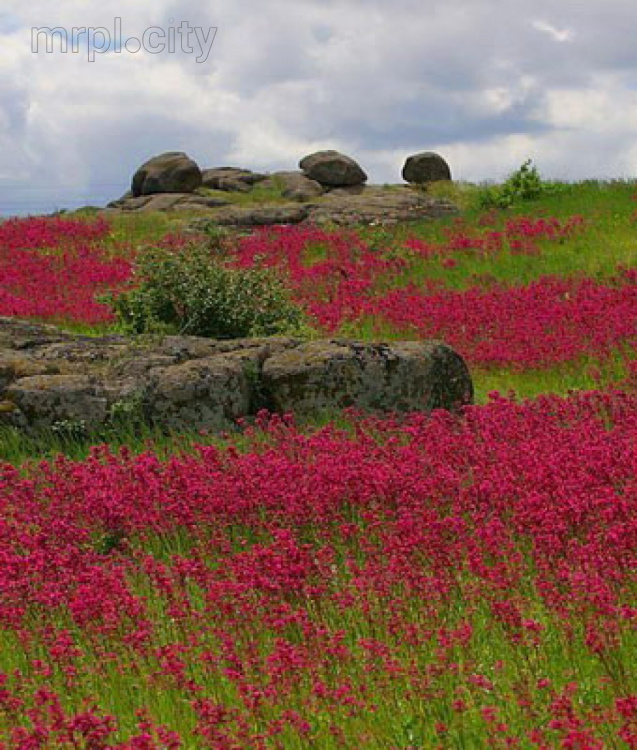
[
  {"xmin": 108, "ymin": 241, "xmax": 313, "ymax": 339},
  {"xmin": 477, "ymin": 159, "xmax": 567, "ymax": 210}
]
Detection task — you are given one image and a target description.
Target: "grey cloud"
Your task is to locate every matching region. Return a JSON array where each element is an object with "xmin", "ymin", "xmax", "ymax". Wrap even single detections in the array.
[{"xmin": 4, "ymin": 0, "xmax": 637, "ymax": 214}]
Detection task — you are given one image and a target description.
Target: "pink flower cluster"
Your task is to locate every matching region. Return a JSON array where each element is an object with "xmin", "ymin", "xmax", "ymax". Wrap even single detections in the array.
[
  {"xmin": 0, "ymin": 217, "xmax": 111, "ymax": 251},
  {"xmin": 367, "ymin": 270, "xmax": 637, "ymax": 368},
  {"xmin": 1, "ymin": 214, "xmax": 635, "ymax": 371},
  {"xmin": 231, "ymin": 223, "xmax": 636, "ymax": 368},
  {"xmin": 0, "ymin": 390, "xmax": 635, "ymax": 746},
  {"xmin": 233, "ymin": 225, "xmax": 407, "ymax": 332},
  {"xmin": 405, "ymin": 214, "xmax": 585, "ymax": 259},
  {"xmin": 0, "ymin": 217, "xmax": 131, "ymax": 325}
]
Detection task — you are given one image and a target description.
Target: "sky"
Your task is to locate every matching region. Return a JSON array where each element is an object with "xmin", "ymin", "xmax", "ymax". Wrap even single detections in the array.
[{"xmin": 1, "ymin": 0, "xmax": 637, "ymax": 215}]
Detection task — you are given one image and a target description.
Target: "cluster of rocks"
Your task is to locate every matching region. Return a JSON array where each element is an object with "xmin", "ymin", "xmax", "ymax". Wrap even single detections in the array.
[
  {"xmin": 103, "ymin": 149, "xmax": 457, "ymax": 227},
  {"xmin": 0, "ymin": 317, "xmax": 473, "ymax": 436}
]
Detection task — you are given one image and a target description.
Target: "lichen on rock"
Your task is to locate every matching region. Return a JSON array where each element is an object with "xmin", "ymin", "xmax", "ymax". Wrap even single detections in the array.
[{"xmin": 0, "ymin": 317, "xmax": 473, "ymax": 435}]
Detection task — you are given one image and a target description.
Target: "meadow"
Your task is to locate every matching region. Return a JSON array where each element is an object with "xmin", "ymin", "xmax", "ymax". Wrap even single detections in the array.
[{"xmin": 0, "ymin": 177, "xmax": 635, "ymax": 748}]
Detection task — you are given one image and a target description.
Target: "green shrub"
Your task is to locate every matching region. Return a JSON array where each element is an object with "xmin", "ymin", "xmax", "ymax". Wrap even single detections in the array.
[
  {"xmin": 107, "ymin": 241, "xmax": 313, "ymax": 339},
  {"xmin": 477, "ymin": 159, "xmax": 568, "ymax": 210}
]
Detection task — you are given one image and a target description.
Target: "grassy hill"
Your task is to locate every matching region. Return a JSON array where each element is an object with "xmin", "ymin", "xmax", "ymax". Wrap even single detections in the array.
[{"xmin": 0, "ymin": 173, "xmax": 635, "ymax": 748}]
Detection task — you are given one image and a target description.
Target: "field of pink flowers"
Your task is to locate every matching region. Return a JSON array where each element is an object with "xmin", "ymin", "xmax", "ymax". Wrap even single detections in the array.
[
  {"xmin": 1, "ymin": 393, "xmax": 636, "ymax": 748},
  {"xmin": 0, "ymin": 217, "xmax": 131, "ymax": 325},
  {"xmin": 231, "ymin": 221, "xmax": 636, "ymax": 370},
  {"xmin": 1, "ymin": 212, "xmax": 635, "ymax": 374},
  {"xmin": 0, "ymin": 197, "xmax": 636, "ymax": 747}
]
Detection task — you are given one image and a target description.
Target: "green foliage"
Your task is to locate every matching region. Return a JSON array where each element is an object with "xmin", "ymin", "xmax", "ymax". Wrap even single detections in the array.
[
  {"xmin": 108, "ymin": 241, "xmax": 312, "ymax": 339},
  {"xmin": 477, "ymin": 159, "xmax": 568, "ymax": 210},
  {"xmin": 194, "ymin": 181, "xmax": 289, "ymax": 205},
  {"xmin": 107, "ymin": 389, "xmax": 147, "ymax": 425},
  {"xmin": 50, "ymin": 418, "xmax": 89, "ymax": 441}
]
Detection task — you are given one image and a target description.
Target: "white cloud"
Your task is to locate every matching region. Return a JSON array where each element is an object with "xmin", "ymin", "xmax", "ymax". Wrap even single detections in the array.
[
  {"xmin": 531, "ymin": 20, "xmax": 575, "ymax": 43},
  {"xmin": 1, "ymin": 0, "xmax": 637, "ymax": 213}
]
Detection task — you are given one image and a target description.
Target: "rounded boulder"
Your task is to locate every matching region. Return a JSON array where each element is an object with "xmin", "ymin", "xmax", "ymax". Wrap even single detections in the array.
[
  {"xmin": 300, "ymin": 150, "xmax": 367, "ymax": 187},
  {"xmin": 132, "ymin": 152, "xmax": 202, "ymax": 196},
  {"xmin": 402, "ymin": 152, "xmax": 452, "ymax": 185}
]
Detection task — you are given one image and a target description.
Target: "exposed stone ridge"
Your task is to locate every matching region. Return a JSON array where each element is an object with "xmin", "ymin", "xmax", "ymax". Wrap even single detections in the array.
[
  {"xmin": 0, "ymin": 318, "xmax": 473, "ymax": 435},
  {"xmin": 103, "ymin": 185, "xmax": 458, "ymax": 228}
]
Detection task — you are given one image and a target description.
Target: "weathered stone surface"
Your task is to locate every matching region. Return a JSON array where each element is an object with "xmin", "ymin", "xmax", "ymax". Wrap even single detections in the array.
[
  {"xmin": 106, "ymin": 191, "xmax": 133, "ymax": 208},
  {"xmin": 102, "ymin": 187, "xmax": 458, "ymax": 226},
  {"xmin": 211, "ymin": 204, "xmax": 312, "ymax": 226},
  {"xmin": 300, "ymin": 150, "xmax": 367, "ymax": 187},
  {"xmin": 176, "ymin": 186, "xmax": 457, "ymax": 228},
  {"xmin": 107, "ymin": 192, "xmax": 232, "ymax": 213},
  {"xmin": 104, "ymin": 157, "xmax": 459, "ymax": 225},
  {"xmin": 146, "ymin": 356, "xmax": 251, "ymax": 432},
  {"xmin": 262, "ymin": 340, "xmax": 473, "ymax": 417},
  {"xmin": 0, "ymin": 352, "xmax": 60, "ymax": 390},
  {"xmin": 201, "ymin": 168, "xmax": 267, "ymax": 191},
  {"xmin": 402, "ymin": 152, "xmax": 452, "ymax": 184},
  {"xmin": 261, "ymin": 171, "xmax": 324, "ymax": 201},
  {"xmin": 307, "ymin": 185, "xmax": 458, "ymax": 226},
  {"xmin": 219, "ymin": 178, "xmax": 253, "ymax": 193},
  {"xmin": 5, "ymin": 374, "xmax": 110, "ymax": 430},
  {"xmin": 102, "ymin": 153, "xmax": 461, "ymax": 225},
  {"xmin": 325, "ymin": 184, "xmax": 368, "ymax": 197},
  {"xmin": 119, "ymin": 196, "xmax": 154, "ymax": 211},
  {"xmin": 0, "ymin": 317, "xmax": 79, "ymax": 349},
  {"xmin": 0, "ymin": 317, "xmax": 473, "ymax": 435},
  {"xmin": 132, "ymin": 152, "xmax": 202, "ymax": 196},
  {"xmin": 135, "ymin": 193, "xmax": 193, "ymax": 212},
  {"xmin": 175, "ymin": 195, "xmax": 233, "ymax": 209}
]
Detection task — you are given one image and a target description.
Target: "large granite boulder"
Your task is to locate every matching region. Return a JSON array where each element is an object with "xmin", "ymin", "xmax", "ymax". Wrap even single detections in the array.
[
  {"xmin": 131, "ymin": 152, "xmax": 202, "ymax": 196},
  {"xmin": 300, "ymin": 150, "xmax": 367, "ymax": 187},
  {"xmin": 0, "ymin": 318, "xmax": 473, "ymax": 436},
  {"xmin": 402, "ymin": 152, "xmax": 452, "ymax": 185}
]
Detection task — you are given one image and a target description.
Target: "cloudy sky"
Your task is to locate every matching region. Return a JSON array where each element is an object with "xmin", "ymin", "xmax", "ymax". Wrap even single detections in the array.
[{"xmin": 1, "ymin": 0, "xmax": 637, "ymax": 214}]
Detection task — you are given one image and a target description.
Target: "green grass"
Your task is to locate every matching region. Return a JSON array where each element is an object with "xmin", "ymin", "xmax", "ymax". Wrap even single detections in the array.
[
  {"xmin": 2, "ymin": 178, "xmax": 635, "ymax": 466},
  {"xmin": 103, "ymin": 211, "xmax": 180, "ymax": 249},
  {"xmin": 360, "ymin": 179, "xmax": 637, "ymax": 291},
  {"xmin": 0, "ymin": 509, "xmax": 634, "ymax": 746},
  {"xmin": 1, "ymin": 177, "xmax": 634, "ymax": 747},
  {"xmin": 195, "ymin": 179, "xmax": 313, "ymax": 206},
  {"xmin": 1, "ymin": 341, "xmax": 634, "ymax": 467}
]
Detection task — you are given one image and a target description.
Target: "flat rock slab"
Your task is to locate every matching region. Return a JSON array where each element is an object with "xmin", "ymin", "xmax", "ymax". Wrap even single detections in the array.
[
  {"xmin": 0, "ymin": 317, "xmax": 473, "ymax": 435},
  {"xmin": 308, "ymin": 186, "xmax": 458, "ymax": 226},
  {"xmin": 101, "ymin": 185, "xmax": 458, "ymax": 227},
  {"xmin": 211, "ymin": 203, "xmax": 312, "ymax": 226}
]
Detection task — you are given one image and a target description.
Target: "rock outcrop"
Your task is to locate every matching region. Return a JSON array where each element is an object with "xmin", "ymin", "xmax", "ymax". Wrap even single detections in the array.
[
  {"xmin": 207, "ymin": 203, "xmax": 312, "ymax": 227},
  {"xmin": 201, "ymin": 167, "xmax": 267, "ymax": 192},
  {"xmin": 262, "ymin": 340, "xmax": 473, "ymax": 418},
  {"xmin": 260, "ymin": 171, "xmax": 325, "ymax": 202},
  {"xmin": 102, "ymin": 150, "xmax": 459, "ymax": 227},
  {"xmin": 106, "ymin": 186, "xmax": 457, "ymax": 227},
  {"xmin": 307, "ymin": 185, "xmax": 457, "ymax": 226},
  {"xmin": 131, "ymin": 152, "xmax": 202, "ymax": 196},
  {"xmin": 300, "ymin": 150, "xmax": 367, "ymax": 187},
  {"xmin": 402, "ymin": 152, "xmax": 452, "ymax": 185},
  {"xmin": 107, "ymin": 192, "xmax": 231, "ymax": 212},
  {"xmin": 0, "ymin": 318, "xmax": 473, "ymax": 435}
]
